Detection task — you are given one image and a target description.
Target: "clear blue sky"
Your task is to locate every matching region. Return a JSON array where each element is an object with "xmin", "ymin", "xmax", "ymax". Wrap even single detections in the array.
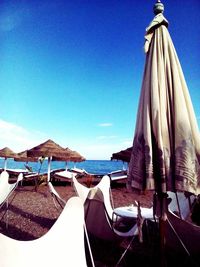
[{"xmin": 0, "ymin": 0, "xmax": 199, "ymax": 159}]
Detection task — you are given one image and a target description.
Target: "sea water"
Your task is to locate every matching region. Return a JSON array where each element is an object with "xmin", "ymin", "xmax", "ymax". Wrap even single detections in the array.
[{"xmin": 0, "ymin": 158, "xmax": 127, "ymax": 175}]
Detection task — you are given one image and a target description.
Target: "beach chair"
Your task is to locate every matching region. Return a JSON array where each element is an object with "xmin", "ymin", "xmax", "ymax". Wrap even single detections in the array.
[
  {"xmin": 162, "ymin": 191, "xmax": 200, "ymax": 263},
  {"xmin": 108, "ymin": 169, "xmax": 127, "ymax": 182},
  {"xmin": 73, "ymin": 175, "xmax": 141, "ymax": 266},
  {"xmin": 47, "ymin": 182, "xmax": 95, "ymax": 267},
  {"xmin": 73, "ymin": 175, "xmax": 138, "ymax": 240},
  {"xmin": 167, "ymin": 191, "xmax": 196, "ymax": 220},
  {"xmin": 150, "ymin": 191, "xmax": 200, "ymax": 265},
  {"xmin": 164, "ymin": 207, "xmax": 200, "ymax": 266},
  {"xmin": 0, "ymin": 171, "xmax": 23, "ymax": 208},
  {"xmin": 0, "ymin": 197, "xmax": 90, "ymax": 267},
  {"xmin": 0, "ymin": 171, "xmax": 23, "ymax": 227}
]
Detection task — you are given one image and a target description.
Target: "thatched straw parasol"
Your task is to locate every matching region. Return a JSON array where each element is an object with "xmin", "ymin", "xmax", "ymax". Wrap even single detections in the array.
[
  {"xmin": 53, "ymin": 149, "xmax": 85, "ymax": 162},
  {"xmin": 52, "ymin": 147, "xmax": 74, "ymax": 162},
  {"xmin": 27, "ymin": 139, "xmax": 72, "ymax": 181},
  {"xmin": 14, "ymin": 150, "xmax": 38, "ymax": 163},
  {"xmin": 0, "ymin": 147, "xmax": 18, "ymax": 170},
  {"xmin": 69, "ymin": 151, "xmax": 85, "ymax": 163},
  {"xmin": 52, "ymin": 148, "xmax": 85, "ymax": 169},
  {"xmin": 111, "ymin": 147, "xmax": 132, "ymax": 163}
]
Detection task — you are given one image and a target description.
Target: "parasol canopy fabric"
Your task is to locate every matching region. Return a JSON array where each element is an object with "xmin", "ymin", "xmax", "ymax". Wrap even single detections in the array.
[{"xmin": 127, "ymin": 12, "xmax": 200, "ymax": 196}]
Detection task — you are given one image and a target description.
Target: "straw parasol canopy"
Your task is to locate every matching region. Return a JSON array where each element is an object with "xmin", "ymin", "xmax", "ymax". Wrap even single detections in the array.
[
  {"xmin": 0, "ymin": 147, "xmax": 17, "ymax": 159},
  {"xmin": 27, "ymin": 139, "xmax": 71, "ymax": 158},
  {"xmin": 111, "ymin": 147, "xmax": 132, "ymax": 163},
  {"xmin": 0, "ymin": 147, "xmax": 18, "ymax": 170},
  {"xmin": 52, "ymin": 148, "xmax": 85, "ymax": 170},
  {"xmin": 27, "ymin": 139, "xmax": 72, "ymax": 181},
  {"xmin": 67, "ymin": 150, "xmax": 85, "ymax": 163},
  {"xmin": 52, "ymin": 147, "xmax": 75, "ymax": 162},
  {"xmin": 14, "ymin": 150, "xmax": 38, "ymax": 163},
  {"xmin": 128, "ymin": 1, "xmax": 200, "ymax": 197}
]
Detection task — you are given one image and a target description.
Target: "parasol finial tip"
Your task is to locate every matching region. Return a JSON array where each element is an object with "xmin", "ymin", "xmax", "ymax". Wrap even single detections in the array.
[{"xmin": 153, "ymin": 0, "xmax": 164, "ymax": 15}]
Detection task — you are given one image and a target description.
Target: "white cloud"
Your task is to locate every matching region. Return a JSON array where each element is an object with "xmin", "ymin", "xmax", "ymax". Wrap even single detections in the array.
[
  {"xmin": 0, "ymin": 119, "xmax": 46, "ymax": 152},
  {"xmin": 97, "ymin": 123, "xmax": 113, "ymax": 127}
]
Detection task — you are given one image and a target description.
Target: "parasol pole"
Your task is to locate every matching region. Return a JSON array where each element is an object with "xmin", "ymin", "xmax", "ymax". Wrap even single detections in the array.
[
  {"xmin": 152, "ymin": 1, "xmax": 168, "ymax": 266},
  {"xmin": 122, "ymin": 161, "xmax": 126, "ymax": 170},
  {"xmin": 65, "ymin": 161, "xmax": 68, "ymax": 171},
  {"xmin": 47, "ymin": 156, "xmax": 52, "ymax": 182},
  {"xmin": 4, "ymin": 157, "xmax": 7, "ymax": 171}
]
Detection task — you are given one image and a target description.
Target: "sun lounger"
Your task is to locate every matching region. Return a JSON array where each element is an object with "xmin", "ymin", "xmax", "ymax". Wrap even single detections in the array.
[
  {"xmin": 23, "ymin": 172, "xmax": 39, "ymax": 179},
  {"xmin": 53, "ymin": 170, "xmax": 78, "ymax": 182},
  {"xmin": 71, "ymin": 167, "xmax": 88, "ymax": 174},
  {"xmin": 0, "ymin": 197, "xmax": 89, "ymax": 267},
  {"xmin": 6, "ymin": 168, "xmax": 29, "ymax": 176},
  {"xmin": 108, "ymin": 169, "xmax": 127, "ymax": 182},
  {"xmin": 23, "ymin": 169, "xmax": 63, "ymax": 181}
]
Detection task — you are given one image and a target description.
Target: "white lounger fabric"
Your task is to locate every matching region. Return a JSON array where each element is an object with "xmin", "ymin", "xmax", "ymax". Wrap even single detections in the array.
[
  {"xmin": 0, "ymin": 196, "xmax": 87, "ymax": 267},
  {"xmin": 0, "ymin": 171, "xmax": 23, "ymax": 207},
  {"xmin": 73, "ymin": 175, "xmax": 113, "ymax": 217}
]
